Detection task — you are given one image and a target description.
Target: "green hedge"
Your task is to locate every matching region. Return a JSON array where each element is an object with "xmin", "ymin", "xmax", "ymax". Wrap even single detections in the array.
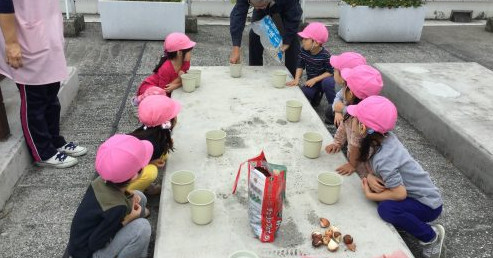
[{"xmin": 343, "ymin": 0, "xmax": 425, "ymax": 8}]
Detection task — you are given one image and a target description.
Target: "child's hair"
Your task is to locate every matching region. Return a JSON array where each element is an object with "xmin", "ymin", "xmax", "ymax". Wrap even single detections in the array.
[
  {"xmin": 358, "ymin": 132, "xmax": 385, "ymax": 162},
  {"xmin": 129, "ymin": 119, "xmax": 175, "ymax": 160},
  {"xmin": 153, "ymin": 47, "xmax": 193, "ymax": 73},
  {"xmin": 105, "ymin": 178, "xmax": 132, "ymax": 189}
]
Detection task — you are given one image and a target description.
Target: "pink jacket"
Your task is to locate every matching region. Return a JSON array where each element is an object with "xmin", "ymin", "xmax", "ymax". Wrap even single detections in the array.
[
  {"xmin": 0, "ymin": 0, "xmax": 68, "ymax": 85},
  {"xmin": 137, "ymin": 60, "xmax": 190, "ymax": 96}
]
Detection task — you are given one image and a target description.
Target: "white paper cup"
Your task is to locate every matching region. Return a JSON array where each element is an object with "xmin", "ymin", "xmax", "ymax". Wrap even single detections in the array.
[
  {"xmin": 170, "ymin": 170, "xmax": 195, "ymax": 204},
  {"xmin": 206, "ymin": 130, "xmax": 226, "ymax": 157},
  {"xmin": 229, "ymin": 250, "xmax": 259, "ymax": 258},
  {"xmin": 286, "ymin": 100, "xmax": 302, "ymax": 122},
  {"xmin": 303, "ymin": 132, "xmax": 323, "ymax": 158},
  {"xmin": 230, "ymin": 63, "xmax": 242, "ymax": 78},
  {"xmin": 187, "ymin": 69, "xmax": 201, "ymax": 87},
  {"xmin": 318, "ymin": 172, "xmax": 343, "ymax": 204},
  {"xmin": 181, "ymin": 74, "xmax": 196, "ymax": 92},
  {"xmin": 272, "ymin": 70, "xmax": 287, "ymax": 88},
  {"xmin": 187, "ymin": 189, "xmax": 215, "ymax": 225}
]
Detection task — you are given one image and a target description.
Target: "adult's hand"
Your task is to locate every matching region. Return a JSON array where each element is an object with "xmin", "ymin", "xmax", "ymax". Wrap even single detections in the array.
[
  {"xmin": 5, "ymin": 42, "xmax": 22, "ymax": 69},
  {"xmin": 229, "ymin": 46, "xmax": 241, "ymax": 64},
  {"xmin": 280, "ymin": 44, "xmax": 290, "ymax": 52}
]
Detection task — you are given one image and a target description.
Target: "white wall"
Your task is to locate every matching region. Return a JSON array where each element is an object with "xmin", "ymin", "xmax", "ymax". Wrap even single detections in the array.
[{"xmin": 63, "ymin": 0, "xmax": 493, "ymax": 19}]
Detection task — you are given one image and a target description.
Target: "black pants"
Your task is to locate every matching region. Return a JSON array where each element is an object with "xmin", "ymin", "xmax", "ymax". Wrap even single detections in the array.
[
  {"xmin": 17, "ymin": 82, "xmax": 66, "ymax": 161},
  {"xmin": 249, "ymin": 12, "xmax": 300, "ymax": 77}
]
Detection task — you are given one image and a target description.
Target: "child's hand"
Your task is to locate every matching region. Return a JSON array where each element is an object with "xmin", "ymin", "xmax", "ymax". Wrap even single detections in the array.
[
  {"xmin": 178, "ymin": 70, "xmax": 185, "ymax": 76},
  {"xmin": 334, "ymin": 112, "xmax": 343, "ymax": 127},
  {"xmin": 286, "ymin": 79, "xmax": 299, "ymax": 87},
  {"xmin": 151, "ymin": 159, "xmax": 166, "ymax": 168},
  {"xmin": 361, "ymin": 178, "xmax": 372, "ymax": 198},
  {"xmin": 305, "ymin": 78, "xmax": 317, "ymax": 87},
  {"xmin": 325, "ymin": 143, "xmax": 341, "ymax": 154},
  {"xmin": 336, "ymin": 162, "xmax": 355, "ymax": 175},
  {"xmin": 165, "ymin": 83, "xmax": 180, "ymax": 93},
  {"xmin": 367, "ymin": 173, "xmax": 386, "ymax": 193},
  {"xmin": 122, "ymin": 199, "xmax": 142, "ymax": 226}
]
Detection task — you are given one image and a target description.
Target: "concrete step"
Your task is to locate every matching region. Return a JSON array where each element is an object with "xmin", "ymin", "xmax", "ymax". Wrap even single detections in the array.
[
  {"xmin": 376, "ymin": 62, "xmax": 493, "ymax": 196},
  {"xmin": 0, "ymin": 67, "xmax": 80, "ymax": 211}
]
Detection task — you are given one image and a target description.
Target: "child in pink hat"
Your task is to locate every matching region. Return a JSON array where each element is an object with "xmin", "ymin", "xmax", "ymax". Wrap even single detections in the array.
[
  {"xmin": 68, "ymin": 134, "xmax": 152, "ymax": 257},
  {"xmin": 136, "ymin": 32, "xmax": 196, "ymax": 99},
  {"xmin": 325, "ymin": 65, "xmax": 383, "ymax": 177},
  {"xmin": 347, "ymin": 96, "xmax": 445, "ymax": 258},
  {"xmin": 127, "ymin": 93, "xmax": 182, "ymax": 195},
  {"xmin": 329, "ymin": 52, "xmax": 367, "ymax": 126},
  {"xmin": 286, "ymin": 22, "xmax": 336, "ymax": 116}
]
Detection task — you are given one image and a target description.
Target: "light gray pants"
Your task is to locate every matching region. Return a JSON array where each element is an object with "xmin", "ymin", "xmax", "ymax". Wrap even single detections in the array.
[{"xmin": 93, "ymin": 191, "xmax": 151, "ymax": 258}]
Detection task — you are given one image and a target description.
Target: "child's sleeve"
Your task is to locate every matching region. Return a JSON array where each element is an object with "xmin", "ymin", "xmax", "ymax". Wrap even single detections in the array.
[
  {"xmin": 332, "ymin": 89, "xmax": 344, "ymax": 111},
  {"xmin": 87, "ymin": 206, "xmax": 127, "ymax": 252},
  {"xmin": 332, "ymin": 121, "xmax": 347, "ymax": 147},
  {"xmin": 156, "ymin": 65, "xmax": 173, "ymax": 88},
  {"xmin": 374, "ymin": 157, "xmax": 403, "ymax": 189},
  {"xmin": 348, "ymin": 118, "xmax": 362, "ymax": 148},
  {"xmin": 325, "ymin": 53, "xmax": 334, "ymax": 74},
  {"xmin": 297, "ymin": 51, "xmax": 306, "ymax": 69}
]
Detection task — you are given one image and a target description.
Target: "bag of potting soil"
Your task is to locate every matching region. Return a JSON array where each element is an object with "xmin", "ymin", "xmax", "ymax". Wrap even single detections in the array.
[
  {"xmin": 232, "ymin": 151, "xmax": 287, "ymax": 242},
  {"xmin": 251, "ymin": 16, "xmax": 284, "ymax": 63}
]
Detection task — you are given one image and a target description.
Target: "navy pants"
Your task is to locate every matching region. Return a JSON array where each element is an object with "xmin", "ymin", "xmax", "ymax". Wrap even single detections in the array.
[
  {"xmin": 301, "ymin": 77, "xmax": 336, "ymax": 107},
  {"xmin": 17, "ymin": 82, "xmax": 66, "ymax": 162},
  {"xmin": 378, "ymin": 198, "xmax": 442, "ymax": 242},
  {"xmin": 249, "ymin": 11, "xmax": 300, "ymax": 77}
]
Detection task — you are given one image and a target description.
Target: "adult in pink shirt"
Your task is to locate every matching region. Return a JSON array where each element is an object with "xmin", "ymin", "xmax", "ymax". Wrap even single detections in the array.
[
  {"xmin": 0, "ymin": 0, "xmax": 86, "ymax": 168},
  {"xmin": 137, "ymin": 32, "xmax": 195, "ymax": 99}
]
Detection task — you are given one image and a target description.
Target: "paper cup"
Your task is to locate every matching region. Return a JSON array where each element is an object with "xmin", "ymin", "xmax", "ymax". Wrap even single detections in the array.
[
  {"xmin": 303, "ymin": 132, "xmax": 323, "ymax": 158},
  {"xmin": 187, "ymin": 189, "xmax": 215, "ymax": 225},
  {"xmin": 318, "ymin": 172, "xmax": 343, "ymax": 204},
  {"xmin": 229, "ymin": 250, "xmax": 259, "ymax": 258},
  {"xmin": 286, "ymin": 100, "xmax": 302, "ymax": 122},
  {"xmin": 272, "ymin": 70, "xmax": 287, "ymax": 88},
  {"xmin": 181, "ymin": 74, "xmax": 196, "ymax": 92},
  {"xmin": 230, "ymin": 63, "xmax": 242, "ymax": 78},
  {"xmin": 187, "ymin": 69, "xmax": 201, "ymax": 87},
  {"xmin": 170, "ymin": 170, "xmax": 195, "ymax": 204},
  {"xmin": 206, "ymin": 130, "xmax": 226, "ymax": 157}
]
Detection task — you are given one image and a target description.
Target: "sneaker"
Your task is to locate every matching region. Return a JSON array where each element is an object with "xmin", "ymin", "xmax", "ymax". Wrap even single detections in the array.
[
  {"xmin": 421, "ymin": 224, "xmax": 445, "ymax": 258},
  {"xmin": 57, "ymin": 142, "xmax": 87, "ymax": 157},
  {"xmin": 36, "ymin": 152, "xmax": 78, "ymax": 169}
]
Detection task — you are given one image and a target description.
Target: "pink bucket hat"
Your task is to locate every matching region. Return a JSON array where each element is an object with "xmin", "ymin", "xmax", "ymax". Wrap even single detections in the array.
[
  {"xmin": 347, "ymin": 96, "xmax": 397, "ymax": 134},
  {"xmin": 138, "ymin": 94, "xmax": 181, "ymax": 127},
  {"xmin": 297, "ymin": 22, "xmax": 329, "ymax": 45},
  {"xmin": 341, "ymin": 65, "xmax": 383, "ymax": 100},
  {"xmin": 95, "ymin": 134, "xmax": 153, "ymax": 183},
  {"xmin": 136, "ymin": 86, "xmax": 167, "ymax": 104},
  {"xmin": 164, "ymin": 32, "xmax": 196, "ymax": 53},
  {"xmin": 330, "ymin": 52, "xmax": 367, "ymax": 70}
]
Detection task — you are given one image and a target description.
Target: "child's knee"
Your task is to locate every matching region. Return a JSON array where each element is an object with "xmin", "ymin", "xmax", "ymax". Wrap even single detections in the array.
[
  {"xmin": 377, "ymin": 201, "xmax": 399, "ymax": 223},
  {"xmin": 322, "ymin": 77, "xmax": 335, "ymax": 88},
  {"xmin": 132, "ymin": 218, "xmax": 152, "ymax": 240}
]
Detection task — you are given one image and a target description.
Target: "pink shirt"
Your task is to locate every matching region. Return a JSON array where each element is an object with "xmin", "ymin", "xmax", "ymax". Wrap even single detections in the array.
[
  {"xmin": 137, "ymin": 60, "xmax": 190, "ymax": 96},
  {"xmin": 0, "ymin": 0, "xmax": 68, "ymax": 85}
]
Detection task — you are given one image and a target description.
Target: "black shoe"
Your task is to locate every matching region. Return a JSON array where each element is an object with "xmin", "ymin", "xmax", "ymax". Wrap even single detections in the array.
[
  {"xmin": 324, "ymin": 106, "xmax": 334, "ymax": 125},
  {"xmin": 311, "ymin": 92, "xmax": 323, "ymax": 107}
]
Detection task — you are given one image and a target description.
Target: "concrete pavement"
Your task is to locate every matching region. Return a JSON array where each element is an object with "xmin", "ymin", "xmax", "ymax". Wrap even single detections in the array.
[{"xmin": 0, "ymin": 21, "xmax": 492, "ymax": 257}]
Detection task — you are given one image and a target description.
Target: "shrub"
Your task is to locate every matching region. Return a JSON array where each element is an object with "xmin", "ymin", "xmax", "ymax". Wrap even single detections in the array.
[{"xmin": 343, "ymin": 0, "xmax": 425, "ymax": 8}]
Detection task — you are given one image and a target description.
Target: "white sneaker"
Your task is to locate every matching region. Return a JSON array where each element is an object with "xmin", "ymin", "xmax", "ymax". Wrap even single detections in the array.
[
  {"xmin": 57, "ymin": 142, "xmax": 87, "ymax": 157},
  {"xmin": 36, "ymin": 152, "xmax": 78, "ymax": 169},
  {"xmin": 421, "ymin": 224, "xmax": 445, "ymax": 258}
]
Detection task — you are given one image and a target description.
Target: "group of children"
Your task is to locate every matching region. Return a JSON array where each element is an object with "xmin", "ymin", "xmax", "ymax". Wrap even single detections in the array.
[{"xmin": 66, "ymin": 24, "xmax": 445, "ymax": 258}]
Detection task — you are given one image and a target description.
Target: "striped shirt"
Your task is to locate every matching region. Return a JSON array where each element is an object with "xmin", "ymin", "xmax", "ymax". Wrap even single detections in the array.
[{"xmin": 297, "ymin": 47, "xmax": 334, "ymax": 79}]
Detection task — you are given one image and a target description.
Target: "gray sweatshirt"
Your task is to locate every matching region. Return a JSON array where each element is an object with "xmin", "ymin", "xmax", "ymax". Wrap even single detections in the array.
[{"xmin": 370, "ymin": 132, "xmax": 443, "ymax": 209}]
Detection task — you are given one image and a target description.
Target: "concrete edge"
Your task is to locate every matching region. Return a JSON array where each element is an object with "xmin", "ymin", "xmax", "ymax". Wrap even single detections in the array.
[
  {"xmin": 375, "ymin": 63, "xmax": 493, "ymax": 197},
  {"xmin": 0, "ymin": 67, "xmax": 80, "ymax": 211}
]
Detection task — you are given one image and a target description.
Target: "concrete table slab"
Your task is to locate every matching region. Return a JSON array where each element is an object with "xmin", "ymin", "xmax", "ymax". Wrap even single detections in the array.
[
  {"xmin": 376, "ymin": 62, "xmax": 493, "ymax": 196},
  {"xmin": 154, "ymin": 66, "xmax": 412, "ymax": 258}
]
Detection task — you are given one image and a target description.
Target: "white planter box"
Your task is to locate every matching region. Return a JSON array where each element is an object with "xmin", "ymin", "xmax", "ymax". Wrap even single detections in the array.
[
  {"xmin": 99, "ymin": 0, "xmax": 186, "ymax": 40},
  {"xmin": 338, "ymin": 2, "xmax": 425, "ymax": 42}
]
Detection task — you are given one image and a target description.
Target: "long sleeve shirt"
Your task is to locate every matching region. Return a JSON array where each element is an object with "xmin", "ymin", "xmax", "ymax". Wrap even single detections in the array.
[
  {"xmin": 68, "ymin": 177, "xmax": 133, "ymax": 258},
  {"xmin": 230, "ymin": 0, "xmax": 302, "ymax": 47},
  {"xmin": 297, "ymin": 47, "xmax": 334, "ymax": 80}
]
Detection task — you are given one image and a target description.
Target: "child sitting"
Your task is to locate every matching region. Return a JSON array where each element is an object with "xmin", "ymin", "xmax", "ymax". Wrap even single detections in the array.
[
  {"xmin": 325, "ymin": 65, "xmax": 383, "ymax": 177},
  {"xmin": 68, "ymin": 134, "xmax": 153, "ymax": 258},
  {"xmin": 329, "ymin": 52, "xmax": 367, "ymax": 126},
  {"xmin": 349, "ymin": 96, "xmax": 445, "ymax": 258},
  {"xmin": 286, "ymin": 22, "xmax": 335, "ymax": 119},
  {"xmin": 136, "ymin": 32, "xmax": 196, "ymax": 99},
  {"xmin": 128, "ymin": 92, "xmax": 181, "ymax": 195}
]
